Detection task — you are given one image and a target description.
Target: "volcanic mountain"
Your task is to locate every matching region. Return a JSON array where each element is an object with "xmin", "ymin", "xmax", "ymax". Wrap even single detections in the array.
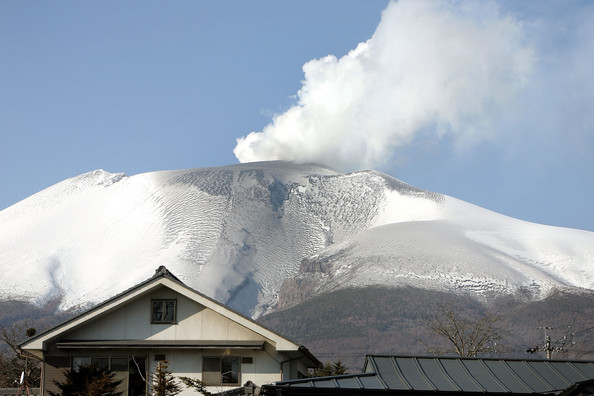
[{"xmin": 1, "ymin": 161, "xmax": 593, "ymax": 320}]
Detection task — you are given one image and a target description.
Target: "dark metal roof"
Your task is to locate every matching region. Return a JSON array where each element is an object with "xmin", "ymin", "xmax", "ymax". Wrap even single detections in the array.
[
  {"xmin": 56, "ymin": 340, "xmax": 265, "ymax": 349},
  {"xmin": 274, "ymin": 372, "xmax": 383, "ymax": 390},
  {"xmin": 263, "ymin": 355, "xmax": 594, "ymax": 395},
  {"xmin": 558, "ymin": 378, "xmax": 594, "ymax": 396}
]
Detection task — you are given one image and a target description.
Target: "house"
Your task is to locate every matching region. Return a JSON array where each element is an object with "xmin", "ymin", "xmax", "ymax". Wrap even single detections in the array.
[
  {"xmin": 260, "ymin": 355, "xmax": 594, "ymax": 396},
  {"xmin": 560, "ymin": 379, "xmax": 594, "ymax": 396},
  {"xmin": 19, "ymin": 266, "xmax": 320, "ymax": 396}
]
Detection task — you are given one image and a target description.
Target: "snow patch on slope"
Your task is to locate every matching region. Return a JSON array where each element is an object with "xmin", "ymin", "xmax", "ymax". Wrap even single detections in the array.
[
  {"xmin": 1, "ymin": 162, "xmax": 593, "ymax": 318},
  {"xmin": 277, "ymin": 193, "xmax": 594, "ymax": 310},
  {"xmin": 0, "ymin": 170, "xmax": 170, "ymax": 308}
]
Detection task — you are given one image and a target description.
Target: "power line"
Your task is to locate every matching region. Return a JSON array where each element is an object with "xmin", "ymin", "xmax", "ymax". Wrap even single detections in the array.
[
  {"xmin": 526, "ymin": 326, "xmax": 575, "ymax": 359},
  {"xmin": 572, "ymin": 326, "xmax": 594, "ymax": 335}
]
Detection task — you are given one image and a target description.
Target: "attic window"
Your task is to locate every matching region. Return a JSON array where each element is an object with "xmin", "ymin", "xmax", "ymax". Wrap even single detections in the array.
[{"xmin": 151, "ymin": 299, "xmax": 176, "ymax": 324}]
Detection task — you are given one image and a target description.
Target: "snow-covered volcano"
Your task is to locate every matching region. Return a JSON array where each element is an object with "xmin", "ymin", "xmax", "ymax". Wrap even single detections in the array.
[{"xmin": 0, "ymin": 161, "xmax": 592, "ymax": 317}]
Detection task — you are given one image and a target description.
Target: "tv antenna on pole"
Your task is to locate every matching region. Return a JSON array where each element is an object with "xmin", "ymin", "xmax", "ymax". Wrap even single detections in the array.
[{"xmin": 15, "ymin": 370, "xmax": 31, "ymax": 396}]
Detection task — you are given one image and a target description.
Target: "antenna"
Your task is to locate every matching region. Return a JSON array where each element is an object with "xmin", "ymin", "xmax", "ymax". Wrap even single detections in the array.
[{"xmin": 16, "ymin": 371, "xmax": 30, "ymax": 396}]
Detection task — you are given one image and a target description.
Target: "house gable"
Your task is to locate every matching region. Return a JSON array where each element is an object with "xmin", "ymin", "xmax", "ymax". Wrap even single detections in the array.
[
  {"xmin": 61, "ymin": 285, "xmax": 267, "ymax": 344},
  {"xmin": 19, "ymin": 267, "xmax": 319, "ymax": 396},
  {"xmin": 21, "ymin": 271, "xmax": 304, "ymax": 354}
]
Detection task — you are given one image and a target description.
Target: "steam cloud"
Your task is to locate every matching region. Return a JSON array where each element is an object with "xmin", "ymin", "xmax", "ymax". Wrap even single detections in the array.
[
  {"xmin": 234, "ymin": 0, "xmax": 535, "ymax": 170},
  {"xmin": 234, "ymin": 0, "xmax": 594, "ymax": 172}
]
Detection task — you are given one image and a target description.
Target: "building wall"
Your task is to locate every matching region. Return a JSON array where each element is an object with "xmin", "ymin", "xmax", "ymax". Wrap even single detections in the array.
[
  {"xmin": 39, "ymin": 286, "xmax": 298, "ymax": 395},
  {"xmin": 64, "ymin": 286, "xmax": 264, "ymax": 343},
  {"xmin": 148, "ymin": 348, "xmax": 283, "ymax": 395},
  {"xmin": 42, "ymin": 348, "xmax": 285, "ymax": 396},
  {"xmin": 41, "ymin": 356, "xmax": 69, "ymax": 396}
]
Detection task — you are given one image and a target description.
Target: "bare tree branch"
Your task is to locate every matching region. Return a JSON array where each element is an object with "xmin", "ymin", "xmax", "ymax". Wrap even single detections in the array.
[
  {"xmin": 423, "ymin": 305, "xmax": 505, "ymax": 357},
  {"xmin": 0, "ymin": 321, "xmax": 41, "ymax": 387}
]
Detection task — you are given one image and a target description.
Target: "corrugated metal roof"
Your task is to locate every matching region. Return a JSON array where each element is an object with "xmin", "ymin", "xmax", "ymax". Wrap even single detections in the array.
[
  {"xmin": 266, "ymin": 355, "xmax": 594, "ymax": 395},
  {"xmin": 371, "ymin": 356, "xmax": 594, "ymax": 394},
  {"xmin": 279, "ymin": 373, "xmax": 384, "ymax": 390}
]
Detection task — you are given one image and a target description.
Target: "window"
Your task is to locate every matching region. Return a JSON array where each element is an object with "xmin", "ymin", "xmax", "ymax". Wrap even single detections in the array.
[
  {"xmin": 203, "ymin": 357, "xmax": 240, "ymax": 386},
  {"xmin": 151, "ymin": 299, "xmax": 176, "ymax": 323},
  {"xmin": 70, "ymin": 356, "xmax": 144, "ymax": 396},
  {"xmin": 72, "ymin": 356, "xmax": 90, "ymax": 371},
  {"xmin": 72, "ymin": 356, "xmax": 114, "ymax": 371},
  {"xmin": 110, "ymin": 357, "xmax": 128, "ymax": 372}
]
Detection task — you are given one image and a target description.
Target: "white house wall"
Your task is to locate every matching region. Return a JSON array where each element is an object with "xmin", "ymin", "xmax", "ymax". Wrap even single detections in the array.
[
  {"xmin": 21, "ymin": 278, "xmax": 316, "ymax": 396},
  {"xmin": 147, "ymin": 349, "xmax": 284, "ymax": 394},
  {"xmin": 65, "ymin": 286, "xmax": 271, "ymax": 344},
  {"xmin": 46, "ymin": 286, "xmax": 292, "ymax": 394}
]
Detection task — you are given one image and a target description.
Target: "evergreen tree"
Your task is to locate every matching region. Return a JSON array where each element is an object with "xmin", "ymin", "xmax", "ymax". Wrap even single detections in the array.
[
  {"xmin": 49, "ymin": 365, "xmax": 122, "ymax": 396},
  {"xmin": 151, "ymin": 361, "xmax": 182, "ymax": 396},
  {"xmin": 309, "ymin": 360, "xmax": 348, "ymax": 377}
]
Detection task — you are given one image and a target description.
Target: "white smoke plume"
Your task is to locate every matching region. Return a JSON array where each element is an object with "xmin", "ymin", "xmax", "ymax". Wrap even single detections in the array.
[{"xmin": 234, "ymin": 0, "xmax": 535, "ymax": 171}]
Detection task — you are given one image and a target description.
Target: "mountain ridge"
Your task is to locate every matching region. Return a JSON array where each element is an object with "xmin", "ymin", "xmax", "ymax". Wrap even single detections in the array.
[{"xmin": 1, "ymin": 161, "xmax": 592, "ymax": 319}]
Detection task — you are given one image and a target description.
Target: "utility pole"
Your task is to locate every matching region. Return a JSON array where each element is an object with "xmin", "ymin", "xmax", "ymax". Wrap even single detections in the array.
[
  {"xmin": 544, "ymin": 327, "xmax": 552, "ymax": 359},
  {"xmin": 526, "ymin": 326, "xmax": 574, "ymax": 359}
]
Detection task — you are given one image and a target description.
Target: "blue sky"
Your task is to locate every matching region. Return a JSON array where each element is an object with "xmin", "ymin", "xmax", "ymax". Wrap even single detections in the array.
[{"xmin": 1, "ymin": 1, "xmax": 593, "ymax": 232}]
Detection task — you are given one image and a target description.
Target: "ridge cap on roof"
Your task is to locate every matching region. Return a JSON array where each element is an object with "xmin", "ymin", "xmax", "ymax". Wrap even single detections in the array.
[
  {"xmin": 152, "ymin": 265, "xmax": 183, "ymax": 283},
  {"xmin": 364, "ymin": 354, "xmax": 594, "ymax": 364}
]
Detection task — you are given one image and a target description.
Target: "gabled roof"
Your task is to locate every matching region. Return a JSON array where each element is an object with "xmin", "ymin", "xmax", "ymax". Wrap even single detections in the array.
[
  {"xmin": 263, "ymin": 355, "xmax": 594, "ymax": 396},
  {"xmin": 559, "ymin": 378, "xmax": 594, "ymax": 396},
  {"xmin": 19, "ymin": 266, "xmax": 319, "ymax": 367}
]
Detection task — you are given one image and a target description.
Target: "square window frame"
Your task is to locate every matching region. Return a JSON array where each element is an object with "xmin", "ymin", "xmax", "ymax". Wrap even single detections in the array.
[
  {"xmin": 202, "ymin": 356, "xmax": 241, "ymax": 386},
  {"xmin": 151, "ymin": 299, "xmax": 177, "ymax": 324}
]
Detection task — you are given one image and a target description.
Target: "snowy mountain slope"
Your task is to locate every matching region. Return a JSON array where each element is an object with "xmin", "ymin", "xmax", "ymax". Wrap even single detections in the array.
[
  {"xmin": 278, "ymin": 200, "xmax": 594, "ymax": 309},
  {"xmin": 0, "ymin": 161, "xmax": 593, "ymax": 318}
]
